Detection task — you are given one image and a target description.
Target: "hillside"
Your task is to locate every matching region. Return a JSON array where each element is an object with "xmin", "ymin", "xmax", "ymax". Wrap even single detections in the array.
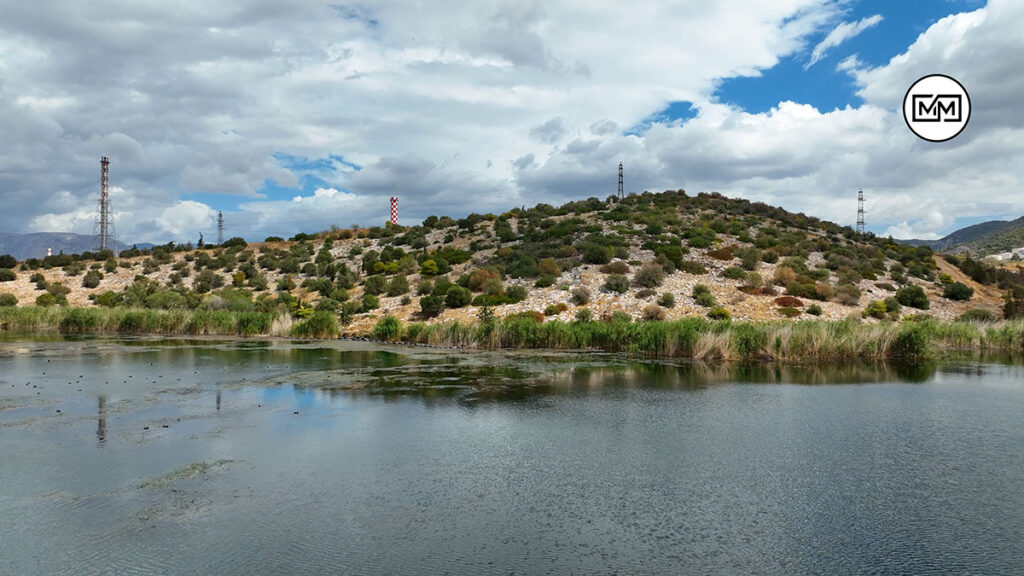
[
  {"xmin": 905, "ymin": 217, "xmax": 1024, "ymax": 257},
  {"xmin": 0, "ymin": 190, "xmax": 1012, "ymax": 334}
]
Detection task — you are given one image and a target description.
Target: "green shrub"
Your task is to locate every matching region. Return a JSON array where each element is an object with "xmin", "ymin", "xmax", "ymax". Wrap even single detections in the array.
[
  {"xmin": 835, "ymin": 283, "xmax": 861, "ymax": 306},
  {"xmin": 707, "ymin": 306, "xmax": 731, "ymax": 320},
  {"xmin": 722, "ymin": 266, "xmax": 747, "ymax": 280},
  {"xmin": 0, "ymin": 269, "xmax": 15, "ymax": 282},
  {"xmin": 632, "ymin": 263, "xmax": 665, "ymax": 288},
  {"xmin": 386, "ymin": 275, "xmax": 410, "ymax": 297},
  {"xmin": 506, "ymin": 284, "xmax": 528, "ymax": 302},
  {"xmin": 943, "ymin": 281, "xmax": 973, "ymax": 301},
  {"xmin": 863, "ymin": 300, "xmax": 888, "ymax": 319},
  {"xmin": 445, "ymin": 285, "xmax": 472, "ymax": 308},
  {"xmin": 692, "ymin": 284, "xmax": 716, "ymax": 307},
  {"xmin": 778, "ymin": 307, "xmax": 801, "ymax": 318},
  {"xmin": 363, "ymin": 275, "xmax": 386, "ymax": 295},
  {"xmin": 958, "ymin": 309, "xmax": 994, "ymax": 322},
  {"xmin": 0, "ymin": 293, "xmax": 16, "ymax": 307},
  {"xmin": 895, "ymin": 284, "xmax": 930, "ymax": 310},
  {"xmin": 544, "ymin": 303, "xmax": 569, "ymax": 316},
  {"xmin": 706, "ymin": 247, "xmax": 734, "ymax": 261},
  {"xmin": 361, "ymin": 293, "xmax": 379, "ymax": 310},
  {"xmin": 677, "ymin": 260, "xmax": 708, "ymax": 275},
  {"xmin": 635, "ymin": 288, "xmax": 656, "ymax": 299},
  {"xmin": 534, "ymin": 274, "xmax": 556, "ymax": 288},
  {"xmin": 80, "ymin": 270, "xmax": 103, "ymax": 288},
  {"xmin": 36, "ymin": 293, "xmax": 58, "ymax": 307},
  {"xmin": 570, "ymin": 286, "xmax": 591, "ymax": 305},
  {"xmin": 600, "ymin": 261, "xmax": 630, "ymax": 274},
  {"xmin": 602, "ymin": 274, "xmax": 629, "ymax": 294},
  {"xmin": 806, "ymin": 304, "xmax": 822, "ymax": 316},
  {"xmin": 657, "ymin": 292, "xmax": 675, "ymax": 308},
  {"xmin": 0, "ymin": 254, "xmax": 16, "ymax": 268},
  {"xmin": 145, "ymin": 290, "xmax": 188, "ymax": 309},
  {"xmin": 302, "ymin": 277, "xmax": 334, "ymax": 296},
  {"xmin": 738, "ymin": 247, "xmax": 761, "ymax": 270},
  {"xmin": 641, "ymin": 305, "xmax": 666, "ymax": 321},
  {"xmin": 581, "ymin": 244, "xmax": 611, "ymax": 265},
  {"xmin": 884, "ymin": 297, "xmax": 902, "ymax": 314},
  {"xmin": 420, "ymin": 295, "xmax": 444, "ymax": 318},
  {"xmin": 468, "ymin": 268, "xmax": 500, "ymax": 292},
  {"xmin": 30, "ymin": 272, "xmax": 47, "ymax": 289}
]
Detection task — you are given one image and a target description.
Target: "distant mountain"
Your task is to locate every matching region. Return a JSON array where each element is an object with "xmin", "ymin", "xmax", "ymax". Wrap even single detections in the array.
[
  {"xmin": 904, "ymin": 217, "xmax": 1024, "ymax": 256},
  {"xmin": 0, "ymin": 232, "xmax": 146, "ymax": 260}
]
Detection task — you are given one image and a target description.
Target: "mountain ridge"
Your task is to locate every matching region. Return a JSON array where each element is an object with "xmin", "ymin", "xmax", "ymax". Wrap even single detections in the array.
[
  {"xmin": 0, "ymin": 232, "xmax": 152, "ymax": 260},
  {"xmin": 903, "ymin": 216, "xmax": 1024, "ymax": 256}
]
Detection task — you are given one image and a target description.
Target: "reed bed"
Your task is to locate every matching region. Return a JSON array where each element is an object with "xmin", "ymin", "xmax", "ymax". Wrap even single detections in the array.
[
  {"xmin": 379, "ymin": 316, "xmax": 1024, "ymax": 361},
  {"xmin": 3, "ymin": 305, "xmax": 1023, "ymax": 360},
  {"xmin": 0, "ymin": 306, "xmax": 292, "ymax": 337}
]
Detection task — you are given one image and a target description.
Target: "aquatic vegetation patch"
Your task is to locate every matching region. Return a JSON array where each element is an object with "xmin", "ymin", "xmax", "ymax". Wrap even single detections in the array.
[{"xmin": 137, "ymin": 459, "xmax": 236, "ymax": 489}]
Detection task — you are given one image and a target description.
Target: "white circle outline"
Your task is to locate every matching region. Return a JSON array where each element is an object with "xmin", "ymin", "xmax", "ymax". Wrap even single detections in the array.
[{"xmin": 902, "ymin": 73, "xmax": 971, "ymax": 143}]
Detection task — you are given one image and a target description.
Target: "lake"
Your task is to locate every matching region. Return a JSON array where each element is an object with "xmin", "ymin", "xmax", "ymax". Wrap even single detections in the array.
[{"xmin": 1, "ymin": 336, "xmax": 1022, "ymax": 575}]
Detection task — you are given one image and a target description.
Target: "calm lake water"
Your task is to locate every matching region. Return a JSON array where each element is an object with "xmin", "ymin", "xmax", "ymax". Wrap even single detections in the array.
[{"xmin": 1, "ymin": 335, "xmax": 1022, "ymax": 575}]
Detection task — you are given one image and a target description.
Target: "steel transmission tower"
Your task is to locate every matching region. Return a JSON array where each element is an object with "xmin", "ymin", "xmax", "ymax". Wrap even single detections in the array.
[
  {"xmin": 856, "ymin": 189, "xmax": 866, "ymax": 237},
  {"xmin": 217, "ymin": 211, "xmax": 224, "ymax": 245},
  {"xmin": 617, "ymin": 162, "xmax": 624, "ymax": 199},
  {"xmin": 95, "ymin": 156, "xmax": 114, "ymax": 252}
]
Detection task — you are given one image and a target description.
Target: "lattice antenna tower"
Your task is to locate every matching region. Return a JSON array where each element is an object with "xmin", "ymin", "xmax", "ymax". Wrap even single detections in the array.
[
  {"xmin": 95, "ymin": 156, "xmax": 115, "ymax": 252},
  {"xmin": 617, "ymin": 162, "xmax": 624, "ymax": 199},
  {"xmin": 390, "ymin": 197, "xmax": 398, "ymax": 225},
  {"xmin": 217, "ymin": 211, "xmax": 224, "ymax": 245},
  {"xmin": 856, "ymin": 189, "xmax": 866, "ymax": 237}
]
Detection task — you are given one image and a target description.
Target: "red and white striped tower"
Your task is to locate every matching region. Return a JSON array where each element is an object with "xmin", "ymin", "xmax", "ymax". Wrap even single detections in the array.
[{"xmin": 390, "ymin": 197, "xmax": 398, "ymax": 225}]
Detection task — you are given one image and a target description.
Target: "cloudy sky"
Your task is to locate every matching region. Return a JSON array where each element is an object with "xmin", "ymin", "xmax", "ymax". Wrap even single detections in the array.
[{"xmin": 1, "ymin": 0, "xmax": 1020, "ymax": 243}]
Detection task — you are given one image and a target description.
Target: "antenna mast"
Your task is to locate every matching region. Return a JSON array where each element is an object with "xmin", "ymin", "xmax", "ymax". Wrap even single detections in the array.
[
  {"xmin": 96, "ymin": 156, "xmax": 114, "ymax": 252},
  {"xmin": 217, "ymin": 211, "xmax": 224, "ymax": 245},
  {"xmin": 617, "ymin": 162, "xmax": 624, "ymax": 199},
  {"xmin": 856, "ymin": 189, "xmax": 866, "ymax": 238}
]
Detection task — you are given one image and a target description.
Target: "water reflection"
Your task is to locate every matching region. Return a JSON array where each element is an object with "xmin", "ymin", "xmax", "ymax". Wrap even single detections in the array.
[
  {"xmin": 96, "ymin": 395, "xmax": 106, "ymax": 445},
  {"xmin": 277, "ymin": 355, "xmax": 943, "ymax": 406}
]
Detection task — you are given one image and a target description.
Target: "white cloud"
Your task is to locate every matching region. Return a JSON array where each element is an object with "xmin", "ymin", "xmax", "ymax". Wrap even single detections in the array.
[
  {"xmin": 0, "ymin": 1, "xmax": 1021, "ymax": 244},
  {"xmin": 806, "ymin": 14, "xmax": 883, "ymax": 69}
]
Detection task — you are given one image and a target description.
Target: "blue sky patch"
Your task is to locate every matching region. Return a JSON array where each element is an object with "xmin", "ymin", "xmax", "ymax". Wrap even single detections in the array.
[
  {"xmin": 714, "ymin": 0, "xmax": 986, "ymax": 114},
  {"xmin": 626, "ymin": 100, "xmax": 698, "ymax": 135}
]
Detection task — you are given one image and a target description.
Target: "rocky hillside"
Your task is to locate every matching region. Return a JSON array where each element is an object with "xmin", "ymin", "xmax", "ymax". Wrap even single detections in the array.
[{"xmin": 0, "ymin": 190, "xmax": 1010, "ymax": 332}]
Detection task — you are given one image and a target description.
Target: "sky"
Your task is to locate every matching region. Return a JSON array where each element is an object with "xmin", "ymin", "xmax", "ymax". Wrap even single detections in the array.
[{"xmin": 0, "ymin": 0, "xmax": 1021, "ymax": 244}]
